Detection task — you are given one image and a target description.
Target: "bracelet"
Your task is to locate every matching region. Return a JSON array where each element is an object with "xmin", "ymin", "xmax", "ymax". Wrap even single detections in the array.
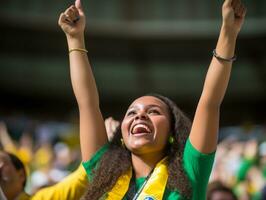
[
  {"xmin": 213, "ymin": 49, "xmax": 236, "ymax": 62},
  {"xmin": 69, "ymin": 48, "xmax": 88, "ymax": 54}
]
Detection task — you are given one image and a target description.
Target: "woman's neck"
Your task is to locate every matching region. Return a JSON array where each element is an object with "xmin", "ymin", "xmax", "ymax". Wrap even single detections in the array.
[{"xmin": 131, "ymin": 151, "xmax": 165, "ymax": 178}]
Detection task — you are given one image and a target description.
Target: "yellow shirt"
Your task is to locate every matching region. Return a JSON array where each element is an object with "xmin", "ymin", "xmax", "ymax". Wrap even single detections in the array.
[{"xmin": 17, "ymin": 164, "xmax": 88, "ymax": 200}]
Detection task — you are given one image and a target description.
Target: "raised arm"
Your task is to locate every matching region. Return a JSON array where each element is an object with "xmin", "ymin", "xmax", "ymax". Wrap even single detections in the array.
[
  {"xmin": 0, "ymin": 122, "xmax": 17, "ymax": 153},
  {"xmin": 58, "ymin": 0, "xmax": 107, "ymax": 161},
  {"xmin": 189, "ymin": 0, "xmax": 246, "ymax": 153}
]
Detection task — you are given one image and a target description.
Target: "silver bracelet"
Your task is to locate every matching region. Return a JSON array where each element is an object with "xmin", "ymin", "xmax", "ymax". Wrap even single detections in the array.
[{"xmin": 213, "ymin": 49, "xmax": 237, "ymax": 62}]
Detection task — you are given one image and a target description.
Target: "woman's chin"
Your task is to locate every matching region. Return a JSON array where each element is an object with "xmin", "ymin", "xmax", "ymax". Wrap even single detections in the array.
[{"xmin": 127, "ymin": 140, "xmax": 154, "ymax": 154}]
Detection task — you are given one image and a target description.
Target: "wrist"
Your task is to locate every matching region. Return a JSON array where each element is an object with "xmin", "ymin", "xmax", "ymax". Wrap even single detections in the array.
[
  {"xmin": 66, "ymin": 34, "xmax": 86, "ymax": 49},
  {"xmin": 215, "ymin": 25, "xmax": 238, "ymax": 60},
  {"xmin": 221, "ymin": 24, "xmax": 239, "ymax": 40}
]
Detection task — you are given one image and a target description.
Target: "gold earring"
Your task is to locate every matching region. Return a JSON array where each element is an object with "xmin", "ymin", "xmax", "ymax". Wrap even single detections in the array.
[
  {"xmin": 168, "ymin": 136, "xmax": 174, "ymax": 144},
  {"xmin": 121, "ymin": 138, "xmax": 125, "ymax": 147}
]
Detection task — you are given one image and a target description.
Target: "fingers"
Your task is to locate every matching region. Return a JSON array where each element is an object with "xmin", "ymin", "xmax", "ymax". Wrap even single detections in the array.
[
  {"xmin": 231, "ymin": 0, "xmax": 239, "ymax": 9},
  {"xmin": 58, "ymin": 5, "xmax": 80, "ymax": 26},
  {"xmin": 233, "ymin": 0, "xmax": 242, "ymax": 16},
  {"xmin": 232, "ymin": 0, "xmax": 246, "ymax": 18},
  {"xmin": 223, "ymin": 0, "xmax": 233, "ymax": 8},
  {"xmin": 238, "ymin": 4, "xmax": 247, "ymax": 18},
  {"xmin": 65, "ymin": 5, "xmax": 80, "ymax": 23},
  {"xmin": 75, "ymin": 0, "xmax": 83, "ymax": 12},
  {"xmin": 58, "ymin": 13, "xmax": 68, "ymax": 26}
]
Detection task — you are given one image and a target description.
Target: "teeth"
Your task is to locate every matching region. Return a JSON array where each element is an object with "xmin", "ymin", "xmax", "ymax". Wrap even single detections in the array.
[{"xmin": 132, "ymin": 124, "xmax": 151, "ymax": 133}]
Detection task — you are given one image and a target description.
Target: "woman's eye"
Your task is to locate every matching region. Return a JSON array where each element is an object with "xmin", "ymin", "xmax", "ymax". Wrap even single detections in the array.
[
  {"xmin": 127, "ymin": 110, "xmax": 136, "ymax": 116},
  {"xmin": 148, "ymin": 109, "xmax": 160, "ymax": 115}
]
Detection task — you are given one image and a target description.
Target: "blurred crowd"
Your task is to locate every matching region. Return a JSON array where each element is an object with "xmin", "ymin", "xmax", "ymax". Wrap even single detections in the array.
[
  {"xmin": 1, "ymin": 116, "xmax": 266, "ymax": 199},
  {"xmin": 0, "ymin": 117, "xmax": 81, "ymax": 194},
  {"xmin": 209, "ymin": 124, "xmax": 266, "ymax": 200}
]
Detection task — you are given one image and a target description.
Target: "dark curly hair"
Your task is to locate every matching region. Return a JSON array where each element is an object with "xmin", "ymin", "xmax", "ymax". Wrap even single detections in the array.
[
  {"xmin": 82, "ymin": 94, "xmax": 192, "ymax": 199},
  {"xmin": 6, "ymin": 152, "xmax": 27, "ymax": 188}
]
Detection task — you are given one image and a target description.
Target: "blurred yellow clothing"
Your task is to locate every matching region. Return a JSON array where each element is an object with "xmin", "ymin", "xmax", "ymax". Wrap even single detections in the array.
[
  {"xmin": 4, "ymin": 143, "xmax": 17, "ymax": 155},
  {"xmin": 33, "ymin": 145, "xmax": 53, "ymax": 169},
  {"xmin": 17, "ymin": 147, "xmax": 32, "ymax": 166},
  {"xmin": 17, "ymin": 164, "xmax": 88, "ymax": 200}
]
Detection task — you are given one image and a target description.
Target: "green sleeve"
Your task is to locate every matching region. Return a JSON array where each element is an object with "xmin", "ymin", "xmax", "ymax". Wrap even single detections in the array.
[
  {"xmin": 183, "ymin": 139, "xmax": 215, "ymax": 200},
  {"xmin": 82, "ymin": 144, "xmax": 109, "ymax": 181}
]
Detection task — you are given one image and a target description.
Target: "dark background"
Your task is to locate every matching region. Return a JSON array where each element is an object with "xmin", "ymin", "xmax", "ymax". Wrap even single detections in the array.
[{"xmin": 0, "ymin": 0, "xmax": 265, "ymax": 125}]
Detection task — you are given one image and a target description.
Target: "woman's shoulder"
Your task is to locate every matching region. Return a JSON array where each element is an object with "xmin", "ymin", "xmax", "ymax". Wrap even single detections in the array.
[{"xmin": 82, "ymin": 143, "xmax": 110, "ymax": 179}]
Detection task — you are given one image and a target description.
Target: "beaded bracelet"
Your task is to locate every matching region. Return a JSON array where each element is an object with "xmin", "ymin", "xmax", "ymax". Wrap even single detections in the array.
[
  {"xmin": 213, "ymin": 49, "xmax": 237, "ymax": 62},
  {"xmin": 69, "ymin": 48, "xmax": 88, "ymax": 54}
]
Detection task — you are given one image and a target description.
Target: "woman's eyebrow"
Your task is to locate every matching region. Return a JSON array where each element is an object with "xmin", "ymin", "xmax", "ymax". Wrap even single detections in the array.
[
  {"xmin": 147, "ymin": 104, "xmax": 162, "ymax": 109},
  {"xmin": 128, "ymin": 104, "xmax": 162, "ymax": 110}
]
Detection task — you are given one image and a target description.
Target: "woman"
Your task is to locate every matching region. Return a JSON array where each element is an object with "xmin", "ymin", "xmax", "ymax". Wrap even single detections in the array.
[{"xmin": 58, "ymin": 0, "xmax": 246, "ymax": 199}]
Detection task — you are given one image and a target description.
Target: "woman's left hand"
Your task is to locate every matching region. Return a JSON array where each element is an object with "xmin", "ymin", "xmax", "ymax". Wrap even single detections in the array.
[{"xmin": 222, "ymin": 0, "xmax": 247, "ymax": 35}]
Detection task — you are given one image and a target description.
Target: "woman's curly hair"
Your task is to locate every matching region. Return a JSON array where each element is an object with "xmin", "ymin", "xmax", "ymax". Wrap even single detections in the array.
[{"xmin": 82, "ymin": 94, "xmax": 192, "ymax": 200}]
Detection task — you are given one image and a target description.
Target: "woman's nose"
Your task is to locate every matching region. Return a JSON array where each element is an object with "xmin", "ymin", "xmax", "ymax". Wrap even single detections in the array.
[{"xmin": 134, "ymin": 111, "xmax": 148, "ymax": 120}]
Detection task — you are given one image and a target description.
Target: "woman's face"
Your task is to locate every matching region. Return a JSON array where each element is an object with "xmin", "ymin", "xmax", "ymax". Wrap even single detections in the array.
[{"xmin": 121, "ymin": 96, "xmax": 171, "ymax": 155}]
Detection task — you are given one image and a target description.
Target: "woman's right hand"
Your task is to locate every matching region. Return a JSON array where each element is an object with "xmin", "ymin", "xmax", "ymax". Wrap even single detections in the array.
[{"xmin": 58, "ymin": 0, "xmax": 86, "ymax": 38}]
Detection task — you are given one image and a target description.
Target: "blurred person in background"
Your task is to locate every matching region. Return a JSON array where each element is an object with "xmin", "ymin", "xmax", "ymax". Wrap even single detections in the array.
[
  {"xmin": 1, "ymin": 120, "xmax": 82, "ymax": 192},
  {"xmin": 0, "ymin": 122, "xmax": 33, "ymax": 177},
  {"xmin": 0, "ymin": 151, "xmax": 27, "ymax": 200},
  {"xmin": 210, "ymin": 138, "xmax": 266, "ymax": 200},
  {"xmin": 0, "ymin": 121, "xmax": 89, "ymax": 199},
  {"xmin": 207, "ymin": 181, "xmax": 238, "ymax": 200},
  {"xmin": 0, "ymin": 117, "xmax": 119, "ymax": 200},
  {"xmin": 0, "ymin": 150, "xmax": 88, "ymax": 200},
  {"xmin": 58, "ymin": 0, "xmax": 246, "ymax": 199}
]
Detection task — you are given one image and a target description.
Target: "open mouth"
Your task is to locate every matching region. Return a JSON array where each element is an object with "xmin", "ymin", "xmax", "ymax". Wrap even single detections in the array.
[{"xmin": 131, "ymin": 123, "xmax": 152, "ymax": 135}]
